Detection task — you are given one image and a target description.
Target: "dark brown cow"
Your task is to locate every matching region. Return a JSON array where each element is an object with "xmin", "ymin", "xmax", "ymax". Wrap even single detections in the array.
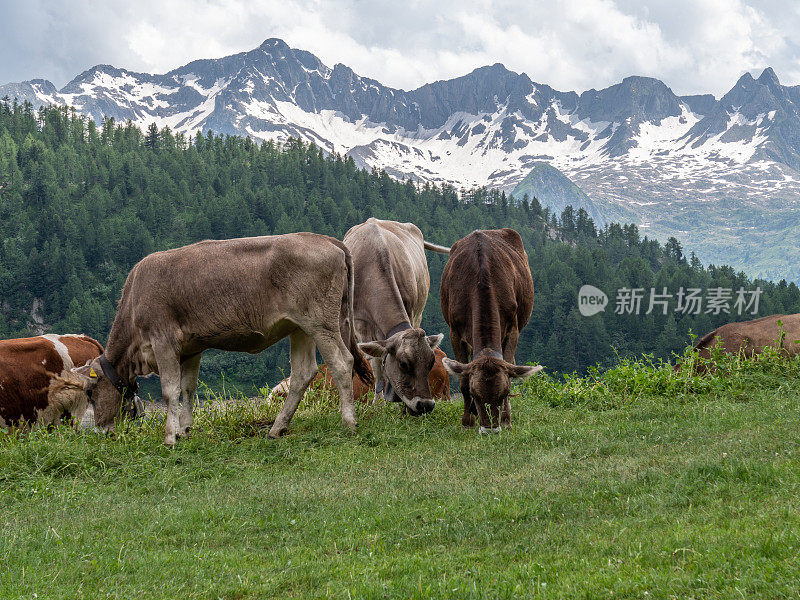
[
  {"xmin": 344, "ymin": 218, "xmax": 447, "ymax": 416},
  {"xmin": 271, "ymin": 347, "xmax": 451, "ymax": 403},
  {"xmin": 682, "ymin": 313, "xmax": 800, "ymax": 372},
  {"xmin": 71, "ymin": 233, "xmax": 372, "ymax": 445},
  {"xmin": 440, "ymin": 229, "xmax": 541, "ymax": 433},
  {"xmin": 0, "ymin": 334, "xmax": 104, "ymax": 428}
]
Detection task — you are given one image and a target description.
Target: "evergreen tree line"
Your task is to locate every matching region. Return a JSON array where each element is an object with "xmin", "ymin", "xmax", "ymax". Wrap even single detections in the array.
[{"xmin": 2, "ymin": 100, "xmax": 799, "ymax": 392}]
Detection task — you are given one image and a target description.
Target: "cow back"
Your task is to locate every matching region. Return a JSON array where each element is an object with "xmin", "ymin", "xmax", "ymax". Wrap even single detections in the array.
[
  {"xmin": 441, "ymin": 229, "xmax": 533, "ymax": 350},
  {"xmin": 695, "ymin": 313, "xmax": 800, "ymax": 360},
  {"xmin": 344, "ymin": 218, "xmax": 430, "ymax": 339}
]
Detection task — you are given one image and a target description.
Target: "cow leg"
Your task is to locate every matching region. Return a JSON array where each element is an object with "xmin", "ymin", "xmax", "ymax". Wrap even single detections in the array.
[
  {"xmin": 153, "ymin": 342, "xmax": 182, "ymax": 446},
  {"xmin": 371, "ymin": 357, "xmax": 385, "ymax": 396},
  {"xmin": 501, "ymin": 396, "xmax": 512, "ymax": 429},
  {"xmin": 459, "ymin": 375, "xmax": 476, "ymax": 428},
  {"xmin": 178, "ymin": 353, "xmax": 202, "ymax": 437},
  {"xmin": 452, "ymin": 336, "xmax": 475, "ymax": 428},
  {"xmin": 270, "ymin": 331, "xmax": 317, "ymax": 438},
  {"xmin": 502, "ymin": 328, "xmax": 519, "ymax": 364},
  {"xmin": 488, "ymin": 403, "xmax": 501, "ymax": 431},
  {"xmin": 315, "ymin": 332, "xmax": 357, "ymax": 432}
]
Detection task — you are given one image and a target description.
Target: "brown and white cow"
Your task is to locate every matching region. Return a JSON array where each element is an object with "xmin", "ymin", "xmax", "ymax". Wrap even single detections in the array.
[
  {"xmin": 271, "ymin": 347, "xmax": 451, "ymax": 404},
  {"xmin": 440, "ymin": 229, "xmax": 541, "ymax": 433},
  {"xmin": 70, "ymin": 233, "xmax": 372, "ymax": 445},
  {"xmin": 680, "ymin": 313, "xmax": 800, "ymax": 372},
  {"xmin": 0, "ymin": 334, "xmax": 104, "ymax": 428},
  {"xmin": 343, "ymin": 218, "xmax": 448, "ymax": 416}
]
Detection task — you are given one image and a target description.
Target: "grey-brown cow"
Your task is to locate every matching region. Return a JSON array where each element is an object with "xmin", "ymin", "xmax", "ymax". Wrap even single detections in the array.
[
  {"xmin": 440, "ymin": 229, "xmax": 541, "ymax": 434},
  {"xmin": 71, "ymin": 233, "xmax": 372, "ymax": 445},
  {"xmin": 344, "ymin": 218, "xmax": 449, "ymax": 416}
]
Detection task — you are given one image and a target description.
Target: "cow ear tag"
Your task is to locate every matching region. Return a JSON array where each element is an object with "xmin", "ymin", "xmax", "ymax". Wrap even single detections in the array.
[{"xmin": 89, "ymin": 368, "xmax": 98, "ymax": 378}]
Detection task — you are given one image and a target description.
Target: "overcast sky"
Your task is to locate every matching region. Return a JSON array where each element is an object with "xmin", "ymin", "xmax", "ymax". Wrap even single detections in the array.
[{"xmin": 2, "ymin": 0, "xmax": 799, "ymax": 97}]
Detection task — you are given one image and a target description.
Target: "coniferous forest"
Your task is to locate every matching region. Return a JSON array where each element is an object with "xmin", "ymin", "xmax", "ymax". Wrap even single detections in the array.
[{"xmin": 2, "ymin": 100, "xmax": 800, "ymax": 392}]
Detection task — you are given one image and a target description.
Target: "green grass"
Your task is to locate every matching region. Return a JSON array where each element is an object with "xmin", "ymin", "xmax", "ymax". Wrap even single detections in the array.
[{"xmin": 2, "ymin": 350, "xmax": 800, "ymax": 599}]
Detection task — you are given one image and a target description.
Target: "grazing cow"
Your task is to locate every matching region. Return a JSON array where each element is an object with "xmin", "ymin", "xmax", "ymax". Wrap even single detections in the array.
[
  {"xmin": 440, "ymin": 229, "xmax": 541, "ymax": 433},
  {"xmin": 682, "ymin": 313, "xmax": 800, "ymax": 372},
  {"xmin": 271, "ymin": 347, "xmax": 451, "ymax": 403},
  {"xmin": 343, "ymin": 218, "xmax": 449, "ymax": 416},
  {"xmin": 71, "ymin": 233, "xmax": 373, "ymax": 445},
  {"xmin": 0, "ymin": 334, "xmax": 104, "ymax": 428},
  {"xmin": 428, "ymin": 347, "xmax": 451, "ymax": 402}
]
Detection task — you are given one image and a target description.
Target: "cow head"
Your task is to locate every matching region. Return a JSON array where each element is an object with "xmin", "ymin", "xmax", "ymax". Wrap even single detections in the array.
[
  {"xmin": 72, "ymin": 358, "xmax": 142, "ymax": 431},
  {"xmin": 442, "ymin": 355, "xmax": 541, "ymax": 425},
  {"xmin": 359, "ymin": 329, "xmax": 444, "ymax": 416},
  {"xmin": 45, "ymin": 371, "xmax": 92, "ymax": 425}
]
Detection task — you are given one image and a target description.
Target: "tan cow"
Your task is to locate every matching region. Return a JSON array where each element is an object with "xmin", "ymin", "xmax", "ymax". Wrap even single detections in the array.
[
  {"xmin": 440, "ymin": 229, "xmax": 541, "ymax": 433},
  {"xmin": 71, "ymin": 233, "xmax": 372, "ymax": 445},
  {"xmin": 0, "ymin": 334, "xmax": 105, "ymax": 428},
  {"xmin": 684, "ymin": 313, "xmax": 800, "ymax": 372},
  {"xmin": 344, "ymin": 218, "xmax": 448, "ymax": 416}
]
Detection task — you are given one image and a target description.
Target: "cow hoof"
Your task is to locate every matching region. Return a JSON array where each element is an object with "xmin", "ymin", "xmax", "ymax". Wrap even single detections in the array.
[
  {"xmin": 479, "ymin": 426, "xmax": 502, "ymax": 435},
  {"xmin": 164, "ymin": 435, "xmax": 177, "ymax": 446},
  {"xmin": 462, "ymin": 415, "xmax": 476, "ymax": 428}
]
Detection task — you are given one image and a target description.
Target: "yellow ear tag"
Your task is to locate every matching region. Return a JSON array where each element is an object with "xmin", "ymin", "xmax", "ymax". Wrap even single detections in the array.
[{"xmin": 89, "ymin": 369, "xmax": 98, "ymax": 379}]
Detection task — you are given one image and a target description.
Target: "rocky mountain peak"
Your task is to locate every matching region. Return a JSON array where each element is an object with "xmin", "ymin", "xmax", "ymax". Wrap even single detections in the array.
[{"xmin": 757, "ymin": 67, "xmax": 780, "ymax": 88}]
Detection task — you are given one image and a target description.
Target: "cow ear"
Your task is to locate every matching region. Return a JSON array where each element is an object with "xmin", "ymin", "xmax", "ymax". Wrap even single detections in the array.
[
  {"xmin": 442, "ymin": 358, "xmax": 470, "ymax": 376},
  {"xmin": 358, "ymin": 340, "xmax": 388, "ymax": 358},
  {"xmin": 506, "ymin": 364, "xmax": 543, "ymax": 380},
  {"xmin": 426, "ymin": 333, "xmax": 444, "ymax": 349},
  {"xmin": 71, "ymin": 362, "xmax": 99, "ymax": 381}
]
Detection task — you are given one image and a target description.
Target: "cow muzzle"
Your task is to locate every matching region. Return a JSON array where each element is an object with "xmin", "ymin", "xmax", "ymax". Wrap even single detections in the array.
[{"xmin": 407, "ymin": 396, "xmax": 435, "ymax": 416}]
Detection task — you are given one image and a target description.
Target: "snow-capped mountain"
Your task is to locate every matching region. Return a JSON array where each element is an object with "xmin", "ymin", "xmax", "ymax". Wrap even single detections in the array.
[{"xmin": 4, "ymin": 38, "xmax": 800, "ymax": 280}]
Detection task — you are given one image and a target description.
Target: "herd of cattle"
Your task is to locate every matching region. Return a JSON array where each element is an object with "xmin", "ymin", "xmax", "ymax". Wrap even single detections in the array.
[{"xmin": 1, "ymin": 218, "xmax": 798, "ymax": 444}]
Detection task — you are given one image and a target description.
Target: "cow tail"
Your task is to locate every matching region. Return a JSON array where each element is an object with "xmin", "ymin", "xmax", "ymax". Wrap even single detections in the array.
[
  {"xmin": 342, "ymin": 246, "xmax": 374, "ymax": 387},
  {"xmin": 423, "ymin": 240, "xmax": 450, "ymax": 254}
]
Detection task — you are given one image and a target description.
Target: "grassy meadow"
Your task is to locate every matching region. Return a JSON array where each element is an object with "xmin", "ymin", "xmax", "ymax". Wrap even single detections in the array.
[{"xmin": 2, "ymin": 349, "xmax": 800, "ymax": 599}]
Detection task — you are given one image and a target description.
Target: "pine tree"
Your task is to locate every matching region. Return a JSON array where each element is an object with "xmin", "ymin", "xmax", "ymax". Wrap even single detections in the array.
[{"xmin": 144, "ymin": 122, "xmax": 159, "ymax": 150}]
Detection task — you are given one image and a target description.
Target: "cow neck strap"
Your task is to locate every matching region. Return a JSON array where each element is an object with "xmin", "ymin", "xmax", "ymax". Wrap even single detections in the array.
[
  {"xmin": 99, "ymin": 354, "xmax": 139, "ymax": 400},
  {"xmin": 385, "ymin": 320, "xmax": 413, "ymax": 339},
  {"xmin": 476, "ymin": 348, "xmax": 504, "ymax": 360}
]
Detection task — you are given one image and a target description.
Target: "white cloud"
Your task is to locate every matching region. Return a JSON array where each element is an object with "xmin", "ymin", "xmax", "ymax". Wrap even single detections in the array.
[{"xmin": 1, "ymin": 0, "xmax": 799, "ymax": 97}]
